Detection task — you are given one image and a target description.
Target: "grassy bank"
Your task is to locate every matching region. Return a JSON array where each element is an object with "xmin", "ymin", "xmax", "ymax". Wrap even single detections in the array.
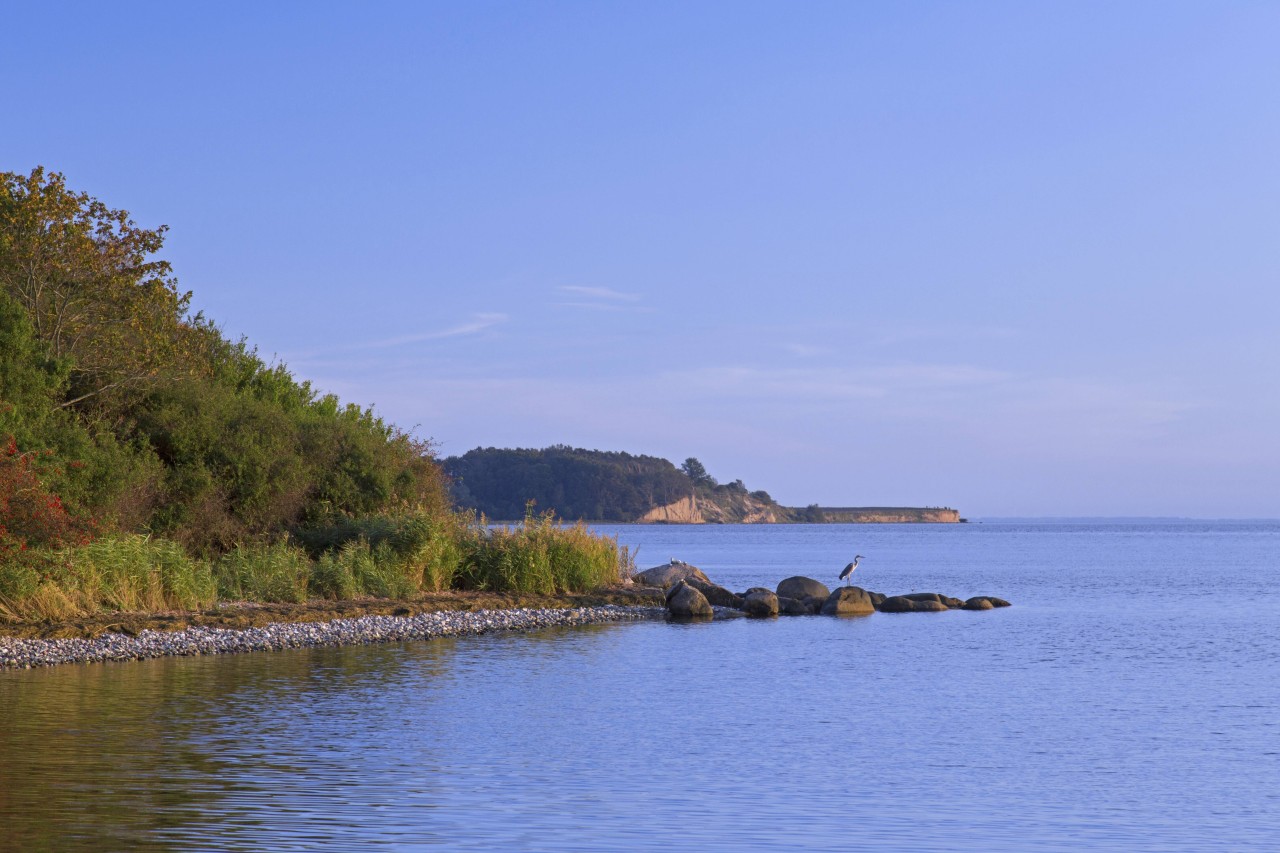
[{"xmin": 0, "ymin": 510, "xmax": 634, "ymax": 625}]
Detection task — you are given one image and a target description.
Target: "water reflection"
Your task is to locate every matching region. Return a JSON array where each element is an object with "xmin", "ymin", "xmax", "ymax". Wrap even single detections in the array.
[{"xmin": 3, "ymin": 523, "xmax": 1280, "ymax": 851}]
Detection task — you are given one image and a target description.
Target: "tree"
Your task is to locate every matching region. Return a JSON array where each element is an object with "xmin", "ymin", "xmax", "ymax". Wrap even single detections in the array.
[
  {"xmin": 0, "ymin": 167, "xmax": 193, "ymax": 410},
  {"xmin": 681, "ymin": 456, "xmax": 717, "ymax": 488},
  {"xmin": 0, "ymin": 290, "xmax": 66, "ymax": 442}
]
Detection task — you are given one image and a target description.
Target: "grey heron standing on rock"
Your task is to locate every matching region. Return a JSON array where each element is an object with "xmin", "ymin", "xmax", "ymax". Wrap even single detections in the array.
[{"xmin": 839, "ymin": 555, "xmax": 864, "ymax": 586}]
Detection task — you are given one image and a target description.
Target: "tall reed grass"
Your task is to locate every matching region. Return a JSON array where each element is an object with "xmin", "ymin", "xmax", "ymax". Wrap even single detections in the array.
[
  {"xmin": 455, "ymin": 511, "xmax": 625, "ymax": 594},
  {"xmin": 215, "ymin": 542, "xmax": 310, "ymax": 603},
  {"xmin": 0, "ymin": 535, "xmax": 216, "ymax": 622},
  {"xmin": 0, "ymin": 509, "xmax": 627, "ymax": 622}
]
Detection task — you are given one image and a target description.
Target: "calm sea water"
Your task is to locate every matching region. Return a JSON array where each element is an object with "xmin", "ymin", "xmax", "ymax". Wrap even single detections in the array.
[{"xmin": 2, "ymin": 521, "xmax": 1278, "ymax": 851}]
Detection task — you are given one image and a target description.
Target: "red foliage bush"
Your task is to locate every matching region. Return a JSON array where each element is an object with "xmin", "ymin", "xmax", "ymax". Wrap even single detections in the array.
[{"xmin": 0, "ymin": 435, "xmax": 94, "ymax": 562}]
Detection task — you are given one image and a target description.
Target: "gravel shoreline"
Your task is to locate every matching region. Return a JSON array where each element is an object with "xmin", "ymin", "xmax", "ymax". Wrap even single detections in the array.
[{"xmin": 0, "ymin": 605, "xmax": 669, "ymax": 670}]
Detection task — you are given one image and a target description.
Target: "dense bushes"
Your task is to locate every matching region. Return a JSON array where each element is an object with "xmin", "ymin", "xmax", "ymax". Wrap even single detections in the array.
[
  {"xmin": 0, "ymin": 167, "xmax": 626, "ymax": 623},
  {"xmin": 133, "ymin": 327, "xmax": 449, "ymax": 554}
]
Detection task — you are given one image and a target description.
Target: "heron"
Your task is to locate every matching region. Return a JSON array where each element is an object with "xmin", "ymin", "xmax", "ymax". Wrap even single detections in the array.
[{"xmin": 839, "ymin": 555, "xmax": 864, "ymax": 586}]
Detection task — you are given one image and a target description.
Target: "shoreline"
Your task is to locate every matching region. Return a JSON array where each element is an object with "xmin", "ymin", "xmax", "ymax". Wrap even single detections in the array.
[{"xmin": 0, "ymin": 604, "xmax": 668, "ymax": 671}]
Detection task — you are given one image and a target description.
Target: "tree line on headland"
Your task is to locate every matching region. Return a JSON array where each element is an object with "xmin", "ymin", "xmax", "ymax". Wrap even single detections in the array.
[
  {"xmin": 447, "ymin": 446, "xmax": 800, "ymax": 522},
  {"xmin": 444, "ymin": 446, "xmax": 960, "ymax": 524},
  {"xmin": 0, "ymin": 168, "xmax": 621, "ymax": 622}
]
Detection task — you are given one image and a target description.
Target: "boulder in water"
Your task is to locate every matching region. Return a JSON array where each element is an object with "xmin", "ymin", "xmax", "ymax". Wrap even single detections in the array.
[
  {"xmin": 666, "ymin": 581, "xmax": 714, "ymax": 619},
  {"xmin": 686, "ymin": 577, "xmax": 744, "ymax": 609},
  {"xmin": 802, "ymin": 595, "xmax": 827, "ymax": 614},
  {"xmin": 821, "ymin": 587, "xmax": 876, "ymax": 615},
  {"xmin": 636, "ymin": 562, "xmax": 712, "ymax": 589},
  {"xmin": 902, "ymin": 592, "xmax": 965, "ymax": 609},
  {"xmin": 879, "ymin": 595, "xmax": 948, "ymax": 613},
  {"xmin": 742, "ymin": 589, "xmax": 780, "ymax": 618},
  {"xmin": 777, "ymin": 576, "xmax": 830, "ymax": 601},
  {"xmin": 963, "ymin": 596, "xmax": 1010, "ymax": 609},
  {"xmin": 778, "ymin": 595, "xmax": 812, "ymax": 616}
]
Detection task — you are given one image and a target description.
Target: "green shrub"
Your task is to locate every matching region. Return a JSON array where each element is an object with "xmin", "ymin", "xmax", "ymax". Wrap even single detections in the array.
[{"xmin": 292, "ymin": 514, "xmax": 399, "ymax": 557}]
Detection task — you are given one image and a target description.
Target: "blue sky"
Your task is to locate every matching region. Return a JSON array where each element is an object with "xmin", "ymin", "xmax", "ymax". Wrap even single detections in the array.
[{"xmin": 5, "ymin": 2, "xmax": 1278, "ymax": 516}]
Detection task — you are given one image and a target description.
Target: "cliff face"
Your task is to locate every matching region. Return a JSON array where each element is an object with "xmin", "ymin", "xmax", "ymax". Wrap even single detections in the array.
[
  {"xmin": 637, "ymin": 492, "xmax": 780, "ymax": 524},
  {"xmin": 638, "ymin": 495, "xmax": 703, "ymax": 523}
]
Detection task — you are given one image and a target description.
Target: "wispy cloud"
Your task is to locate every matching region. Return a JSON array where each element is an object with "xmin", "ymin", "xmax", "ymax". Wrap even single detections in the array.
[
  {"xmin": 293, "ymin": 313, "xmax": 508, "ymax": 358},
  {"xmin": 556, "ymin": 285, "xmax": 641, "ymax": 302},
  {"xmin": 784, "ymin": 343, "xmax": 826, "ymax": 358}
]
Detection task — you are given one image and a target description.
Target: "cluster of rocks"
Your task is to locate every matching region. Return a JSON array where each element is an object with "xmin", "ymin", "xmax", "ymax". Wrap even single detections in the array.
[
  {"xmin": 0, "ymin": 605, "xmax": 668, "ymax": 670},
  {"xmin": 636, "ymin": 562, "xmax": 1010, "ymax": 620}
]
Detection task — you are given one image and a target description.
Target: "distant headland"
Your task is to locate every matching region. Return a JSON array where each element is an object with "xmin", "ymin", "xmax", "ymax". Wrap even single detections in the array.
[{"xmin": 443, "ymin": 446, "xmax": 960, "ymax": 524}]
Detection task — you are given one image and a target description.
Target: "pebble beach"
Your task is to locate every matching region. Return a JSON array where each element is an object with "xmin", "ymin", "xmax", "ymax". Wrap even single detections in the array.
[{"xmin": 0, "ymin": 605, "xmax": 668, "ymax": 670}]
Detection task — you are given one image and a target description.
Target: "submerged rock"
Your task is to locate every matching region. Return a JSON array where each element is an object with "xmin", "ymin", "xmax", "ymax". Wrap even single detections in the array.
[
  {"xmin": 821, "ymin": 587, "xmax": 876, "ymax": 615},
  {"xmin": 879, "ymin": 596, "xmax": 948, "ymax": 613},
  {"xmin": 963, "ymin": 596, "xmax": 1011, "ymax": 610},
  {"xmin": 776, "ymin": 576, "xmax": 830, "ymax": 601},
  {"xmin": 901, "ymin": 593, "xmax": 966, "ymax": 609}
]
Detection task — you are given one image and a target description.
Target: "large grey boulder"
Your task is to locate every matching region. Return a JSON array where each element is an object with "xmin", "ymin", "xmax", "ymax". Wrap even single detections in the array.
[
  {"xmin": 777, "ymin": 576, "xmax": 830, "ymax": 601},
  {"xmin": 821, "ymin": 586, "xmax": 876, "ymax": 615},
  {"xmin": 666, "ymin": 581, "xmax": 713, "ymax": 619},
  {"xmin": 742, "ymin": 589, "xmax": 780, "ymax": 618},
  {"xmin": 686, "ymin": 577, "xmax": 744, "ymax": 609},
  {"xmin": 636, "ymin": 562, "xmax": 711, "ymax": 589}
]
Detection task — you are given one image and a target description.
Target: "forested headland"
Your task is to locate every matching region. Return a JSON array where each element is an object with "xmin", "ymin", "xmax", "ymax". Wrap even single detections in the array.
[
  {"xmin": 0, "ymin": 168, "xmax": 624, "ymax": 624},
  {"xmin": 445, "ymin": 446, "xmax": 788, "ymax": 522},
  {"xmin": 445, "ymin": 446, "xmax": 960, "ymax": 524}
]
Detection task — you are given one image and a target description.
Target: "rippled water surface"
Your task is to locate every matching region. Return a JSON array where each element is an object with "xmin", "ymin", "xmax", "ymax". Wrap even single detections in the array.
[{"xmin": 3, "ymin": 521, "xmax": 1279, "ymax": 851}]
